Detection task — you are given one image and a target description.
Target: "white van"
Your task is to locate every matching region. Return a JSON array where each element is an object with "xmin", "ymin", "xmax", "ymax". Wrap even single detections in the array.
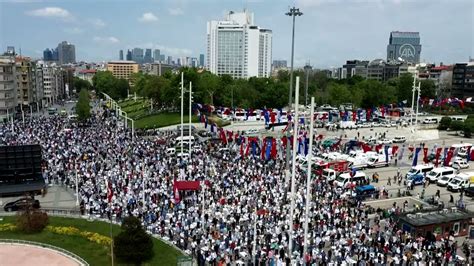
[
  {"xmin": 406, "ymin": 164, "xmax": 434, "ymax": 179},
  {"xmin": 367, "ymin": 154, "xmax": 391, "ymax": 168},
  {"xmin": 175, "ymin": 136, "xmax": 195, "ymax": 146},
  {"xmin": 426, "ymin": 167, "xmax": 455, "ymax": 183},
  {"xmin": 423, "ymin": 118, "xmax": 438, "ymax": 124},
  {"xmin": 447, "ymin": 172, "xmax": 474, "ymax": 192},
  {"xmin": 333, "ymin": 171, "xmax": 367, "ymax": 188}
]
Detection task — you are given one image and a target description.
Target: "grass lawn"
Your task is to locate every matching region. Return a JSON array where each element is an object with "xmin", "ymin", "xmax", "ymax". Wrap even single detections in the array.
[
  {"xmin": 0, "ymin": 216, "xmax": 182, "ymax": 266},
  {"xmin": 134, "ymin": 113, "xmax": 199, "ymax": 129}
]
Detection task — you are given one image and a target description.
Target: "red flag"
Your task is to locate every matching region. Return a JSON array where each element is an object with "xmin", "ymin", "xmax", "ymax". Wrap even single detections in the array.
[
  {"xmin": 240, "ymin": 141, "xmax": 244, "ymax": 157},
  {"xmin": 352, "ymin": 111, "xmax": 356, "ymax": 122},
  {"xmin": 271, "ymin": 138, "xmax": 277, "ymax": 159},
  {"xmin": 423, "ymin": 148, "xmax": 429, "ymax": 163},
  {"xmin": 107, "ymin": 180, "xmax": 113, "ymax": 203},
  {"xmin": 375, "ymin": 144, "xmax": 382, "ymax": 153},
  {"xmin": 281, "ymin": 136, "xmax": 288, "ymax": 148},
  {"xmin": 435, "ymin": 147, "xmax": 442, "ymax": 167},
  {"xmin": 261, "ymin": 139, "xmax": 266, "ymax": 159},
  {"xmin": 362, "ymin": 144, "xmax": 372, "ymax": 153},
  {"xmin": 173, "ymin": 179, "xmax": 180, "ymax": 204},
  {"xmin": 391, "ymin": 145, "xmax": 399, "ymax": 156},
  {"xmin": 445, "ymin": 147, "xmax": 455, "ymax": 166},
  {"xmin": 316, "ymin": 134, "xmax": 324, "ymax": 141}
]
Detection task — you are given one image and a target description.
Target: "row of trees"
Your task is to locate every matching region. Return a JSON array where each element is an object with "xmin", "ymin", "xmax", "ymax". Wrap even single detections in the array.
[
  {"xmin": 439, "ymin": 116, "xmax": 474, "ymax": 138},
  {"xmin": 86, "ymin": 67, "xmax": 436, "ymax": 110}
]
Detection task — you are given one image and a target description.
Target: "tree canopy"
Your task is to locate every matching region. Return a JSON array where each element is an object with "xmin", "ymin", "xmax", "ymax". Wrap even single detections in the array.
[
  {"xmin": 94, "ymin": 67, "xmax": 433, "ymax": 111},
  {"xmin": 75, "ymin": 89, "xmax": 91, "ymax": 121},
  {"xmin": 114, "ymin": 216, "xmax": 154, "ymax": 265}
]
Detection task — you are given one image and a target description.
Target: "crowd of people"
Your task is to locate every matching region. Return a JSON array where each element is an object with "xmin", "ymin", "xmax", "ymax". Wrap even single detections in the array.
[{"xmin": 0, "ymin": 101, "xmax": 469, "ymax": 265}]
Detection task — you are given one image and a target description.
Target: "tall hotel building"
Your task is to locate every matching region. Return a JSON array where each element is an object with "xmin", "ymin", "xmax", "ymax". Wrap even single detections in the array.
[{"xmin": 207, "ymin": 10, "xmax": 272, "ymax": 79}]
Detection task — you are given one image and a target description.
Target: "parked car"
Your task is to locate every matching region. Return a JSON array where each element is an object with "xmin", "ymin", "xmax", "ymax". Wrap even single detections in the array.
[
  {"xmin": 452, "ymin": 160, "xmax": 469, "ymax": 170},
  {"xmin": 392, "ymin": 136, "xmax": 407, "ymax": 143},
  {"xmin": 377, "ymin": 139, "xmax": 392, "ymax": 145},
  {"xmin": 465, "ymin": 186, "xmax": 474, "ymax": 197},
  {"xmin": 3, "ymin": 198, "xmax": 40, "ymax": 212}
]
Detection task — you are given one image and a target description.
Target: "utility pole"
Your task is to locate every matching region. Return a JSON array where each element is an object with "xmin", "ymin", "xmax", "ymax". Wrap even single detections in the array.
[
  {"xmin": 180, "ymin": 72, "xmax": 184, "ymax": 155},
  {"xmin": 285, "ymin": 6, "xmax": 303, "ymax": 171},
  {"xmin": 303, "ymin": 97, "xmax": 315, "ymax": 263},
  {"xmin": 288, "ymin": 76, "xmax": 301, "ymax": 262},
  {"xmin": 304, "ymin": 63, "xmax": 312, "ymax": 107}
]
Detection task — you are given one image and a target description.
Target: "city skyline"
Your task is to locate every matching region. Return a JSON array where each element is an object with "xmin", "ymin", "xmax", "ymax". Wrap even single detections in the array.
[{"xmin": 0, "ymin": 0, "xmax": 472, "ymax": 68}]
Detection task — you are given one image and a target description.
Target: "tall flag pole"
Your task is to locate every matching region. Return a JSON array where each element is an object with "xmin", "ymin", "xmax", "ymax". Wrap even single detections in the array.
[
  {"xmin": 288, "ymin": 76, "xmax": 300, "ymax": 260},
  {"xmin": 303, "ymin": 97, "xmax": 315, "ymax": 262}
]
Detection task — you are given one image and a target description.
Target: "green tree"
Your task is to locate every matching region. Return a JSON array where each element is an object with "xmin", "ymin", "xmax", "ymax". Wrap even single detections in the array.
[
  {"xmin": 393, "ymin": 73, "xmax": 414, "ymax": 103},
  {"xmin": 76, "ymin": 89, "xmax": 91, "ymax": 121},
  {"xmin": 438, "ymin": 117, "xmax": 452, "ymax": 130},
  {"xmin": 327, "ymin": 83, "xmax": 351, "ymax": 106},
  {"xmin": 73, "ymin": 77, "xmax": 91, "ymax": 94},
  {"xmin": 420, "ymin": 79, "xmax": 436, "ymax": 99},
  {"xmin": 114, "ymin": 216, "xmax": 154, "ymax": 265},
  {"xmin": 197, "ymin": 71, "xmax": 219, "ymax": 105},
  {"xmin": 450, "ymin": 120, "xmax": 464, "ymax": 131}
]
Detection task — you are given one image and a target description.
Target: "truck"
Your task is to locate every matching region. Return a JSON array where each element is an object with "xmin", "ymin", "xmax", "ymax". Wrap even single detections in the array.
[{"xmin": 447, "ymin": 172, "xmax": 474, "ymax": 192}]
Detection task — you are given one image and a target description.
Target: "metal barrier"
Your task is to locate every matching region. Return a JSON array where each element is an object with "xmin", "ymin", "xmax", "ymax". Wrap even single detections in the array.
[{"xmin": 0, "ymin": 238, "xmax": 89, "ymax": 266}]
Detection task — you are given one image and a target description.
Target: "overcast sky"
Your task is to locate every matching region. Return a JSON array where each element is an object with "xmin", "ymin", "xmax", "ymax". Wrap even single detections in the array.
[{"xmin": 0, "ymin": 0, "xmax": 472, "ymax": 68}]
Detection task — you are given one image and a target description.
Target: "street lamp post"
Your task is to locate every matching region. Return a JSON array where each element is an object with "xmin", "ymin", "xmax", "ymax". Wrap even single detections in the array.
[
  {"xmin": 285, "ymin": 6, "xmax": 303, "ymax": 171},
  {"xmin": 304, "ymin": 64, "xmax": 312, "ymax": 107},
  {"xmin": 288, "ymin": 76, "xmax": 301, "ymax": 261}
]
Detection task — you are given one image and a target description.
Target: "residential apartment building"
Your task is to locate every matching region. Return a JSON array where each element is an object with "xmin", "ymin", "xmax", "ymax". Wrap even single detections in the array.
[
  {"xmin": 452, "ymin": 62, "xmax": 474, "ymax": 98},
  {"xmin": 106, "ymin": 61, "xmax": 139, "ymax": 86},
  {"xmin": 0, "ymin": 56, "xmax": 17, "ymax": 121},
  {"xmin": 207, "ymin": 10, "xmax": 273, "ymax": 79},
  {"xmin": 15, "ymin": 57, "xmax": 36, "ymax": 106}
]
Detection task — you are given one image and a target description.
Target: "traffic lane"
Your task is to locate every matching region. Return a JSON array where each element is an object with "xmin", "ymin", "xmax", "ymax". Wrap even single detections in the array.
[{"xmin": 360, "ymin": 164, "xmax": 474, "ymax": 212}]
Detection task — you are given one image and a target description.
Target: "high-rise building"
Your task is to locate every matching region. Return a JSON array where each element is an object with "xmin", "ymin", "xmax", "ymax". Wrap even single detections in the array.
[
  {"xmin": 106, "ymin": 61, "xmax": 139, "ymax": 86},
  {"xmin": 272, "ymin": 60, "xmax": 287, "ymax": 69},
  {"xmin": 6, "ymin": 46, "xmax": 15, "ymax": 56},
  {"xmin": 199, "ymin": 54, "xmax": 205, "ymax": 67},
  {"xmin": 207, "ymin": 10, "xmax": 272, "ymax": 79},
  {"xmin": 43, "ymin": 48, "xmax": 53, "ymax": 61},
  {"xmin": 132, "ymin": 48, "xmax": 144, "ymax": 63},
  {"xmin": 167, "ymin": 56, "xmax": 172, "ymax": 65},
  {"xmin": 126, "ymin": 50, "xmax": 132, "ymax": 61},
  {"xmin": 57, "ymin": 41, "xmax": 76, "ymax": 64},
  {"xmin": 52, "ymin": 48, "xmax": 59, "ymax": 61},
  {"xmin": 119, "ymin": 50, "xmax": 124, "ymax": 60},
  {"xmin": 452, "ymin": 62, "xmax": 474, "ymax": 98},
  {"xmin": 0, "ymin": 56, "xmax": 17, "ymax": 121},
  {"xmin": 387, "ymin": 31, "xmax": 421, "ymax": 64},
  {"xmin": 144, "ymin": 49, "xmax": 152, "ymax": 63},
  {"xmin": 153, "ymin": 49, "xmax": 161, "ymax": 62},
  {"xmin": 160, "ymin": 54, "xmax": 165, "ymax": 62}
]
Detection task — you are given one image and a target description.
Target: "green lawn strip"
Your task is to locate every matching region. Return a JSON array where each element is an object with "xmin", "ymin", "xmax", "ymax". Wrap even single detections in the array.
[
  {"xmin": 0, "ymin": 216, "xmax": 182, "ymax": 266},
  {"xmin": 134, "ymin": 113, "xmax": 199, "ymax": 129}
]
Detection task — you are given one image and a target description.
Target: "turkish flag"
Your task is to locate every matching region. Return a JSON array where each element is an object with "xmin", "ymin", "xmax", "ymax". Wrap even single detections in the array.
[{"xmin": 423, "ymin": 148, "xmax": 429, "ymax": 163}]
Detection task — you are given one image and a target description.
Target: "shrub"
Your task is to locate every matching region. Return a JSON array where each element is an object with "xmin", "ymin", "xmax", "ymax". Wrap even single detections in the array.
[
  {"xmin": 16, "ymin": 208, "xmax": 49, "ymax": 233},
  {"xmin": 450, "ymin": 120, "xmax": 464, "ymax": 131},
  {"xmin": 438, "ymin": 117, "xmax": 452, "ymax": 130},
  {"xmin": 114, "ymin": 216, "xmax": 154, "ymax": 265}
]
